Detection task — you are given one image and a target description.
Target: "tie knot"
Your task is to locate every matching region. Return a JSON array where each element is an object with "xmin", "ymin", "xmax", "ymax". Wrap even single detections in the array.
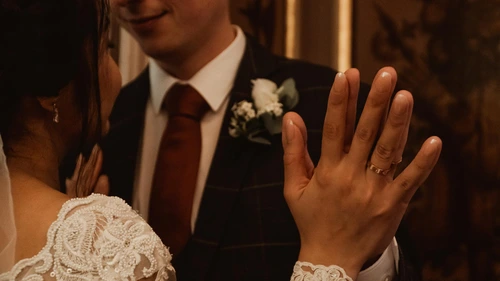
[{"xmin": 164, "ymin": 84, "xmax": 210, "ymax": 121}]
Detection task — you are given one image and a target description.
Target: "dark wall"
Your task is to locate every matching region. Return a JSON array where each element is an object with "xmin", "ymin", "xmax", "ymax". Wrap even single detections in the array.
[{"xmin": 354, "ymin": 1, "xmax": 500, "ymax": 280}]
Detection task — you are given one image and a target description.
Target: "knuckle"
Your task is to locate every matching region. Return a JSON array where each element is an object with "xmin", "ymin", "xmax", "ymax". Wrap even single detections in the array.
[
  {"xmin": 399, "ymin": 177, "xmax": 412, "ymax": 190},
  {"xmin": 414, "ymin": 160, "xmax": 428, "ymax": 172},
  {"xmin": 375, "ymin": 143, "xmax": 395, "ymax": 161},
  {"xmin": 323, "ymin": 122, "xmax": 341, "ymax": 141},
  {"xmin": 356, "ymin": 127, "xmax": 375, "ymax": 143},
  {"xmin": 368, "ymin": 92, "xmax": 387, "ymax": 107},
  {"xmin": 283, "ymin": 153, "xmax": 299, "ymax": 166},
  {"xmin": 314, "ymin": 165, "xmax": 334, "ymax": 187},
  {"xmin": 330, "ymin": 90, "xmax": 346, "ymax": 106},
  {"xmin": 388, "ymin": 114, "xmax": 406, "ymax": 128}
]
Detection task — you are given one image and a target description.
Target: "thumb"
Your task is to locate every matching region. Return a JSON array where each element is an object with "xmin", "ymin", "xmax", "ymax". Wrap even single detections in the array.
[{"xmin": 282, "ymin": 112, "xmax": 311, "ymax": 199}]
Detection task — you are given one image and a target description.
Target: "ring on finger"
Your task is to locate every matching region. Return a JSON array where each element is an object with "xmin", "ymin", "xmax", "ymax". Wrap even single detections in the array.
[
  {"xmin": 391, "ymin": 158, "xmax": 403, "ymax": 168},
  {"xmin": 367, "ymin": 161, "xmax": 391, "ymax": 176},
  {"xmin": 392, "ymin": 158, "xmax": 402, "ymax": 165}
]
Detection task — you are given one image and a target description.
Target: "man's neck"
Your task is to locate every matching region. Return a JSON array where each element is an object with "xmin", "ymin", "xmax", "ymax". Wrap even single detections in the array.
[{"xmin": 155, "ymin": 24, "xmax": 236, "ymax": 80}]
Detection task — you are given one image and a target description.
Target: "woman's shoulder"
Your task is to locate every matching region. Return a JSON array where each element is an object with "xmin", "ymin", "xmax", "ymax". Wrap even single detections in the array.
[{"xmin": 3, "ymin": 194, "xmax": 175, "ymax": 281}]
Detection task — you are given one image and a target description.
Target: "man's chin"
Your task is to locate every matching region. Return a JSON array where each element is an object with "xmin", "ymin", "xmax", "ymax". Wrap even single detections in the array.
[{"xmin": 139, "ymin": 41, "xmax": 179, "ymax": 61}]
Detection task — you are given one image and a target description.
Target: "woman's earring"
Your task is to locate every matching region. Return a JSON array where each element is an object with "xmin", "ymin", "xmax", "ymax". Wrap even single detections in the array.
[{"xmin": 52, "ymin": 102, "xmax": 59, "ymax": 123}]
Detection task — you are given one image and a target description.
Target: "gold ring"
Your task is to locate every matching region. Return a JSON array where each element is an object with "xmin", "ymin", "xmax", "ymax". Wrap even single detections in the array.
[
  {"xmin": 367, "ymin": 161, "xmax": 391, "ymax": 176},
  {"xmin": 391, "ymin": 158, "xmax": 403, "ymax": 165}
]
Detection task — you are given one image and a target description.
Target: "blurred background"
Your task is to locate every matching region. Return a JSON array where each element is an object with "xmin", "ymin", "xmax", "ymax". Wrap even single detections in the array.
[{"xmin": 111, "ymin": 0, "xmax": 500, "ymax": 280}]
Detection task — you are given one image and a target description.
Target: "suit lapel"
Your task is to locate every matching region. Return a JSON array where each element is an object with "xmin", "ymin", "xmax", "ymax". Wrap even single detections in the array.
[{"xmin": 183, "ymin": 36, "xmax": 280, "ymax": 279}]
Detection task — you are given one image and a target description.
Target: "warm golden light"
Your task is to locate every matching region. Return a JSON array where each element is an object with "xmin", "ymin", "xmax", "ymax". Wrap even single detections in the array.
[
  {"xmin": 285, "ymin": 0, "xmax": 300, "ymax": 58},
  {"xmin": 336, "ymin": 0, "xmax": 352, "ymax": 71}
]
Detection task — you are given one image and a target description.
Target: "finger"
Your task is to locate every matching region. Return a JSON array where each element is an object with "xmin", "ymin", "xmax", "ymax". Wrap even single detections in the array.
[
  {"xmin": 293, "ymin": 110, "xmax": 315, "ymax": 178},
  {"xmin": 393, "ymin": 137, "xmax": 442, "ymax": 204},
  {"xmin": 344, "ymin": 68, "xmax": 360, "ymax": 153},
  {"xmin": 79, "ymin": 146, "xmax": 98, "ymax": 197},
  {"xmin": 69, "ymin": 155, "xmax": 87, "ymax": 197},
  {"xmin": 378, "ymin": 69, "xmax": 398, "ymax": 135},
  {"xmin": 367, "ymin": 92, "xmax": 412, "ymax": 179},
  {"xmin": 70, "ymin": 154, "xmax": 83, "ymax": 180},
  {"xmin": 283, "ymin": 112, "xmax": 311, "ymax": 200},
  {"xmin": 85, "ymin": 145, "xmax": 100, "ymax": 190},
  {"xmin": 90, "ymin": 145, "xmax": 103, "ymax": 188},
  {"xmin": 94, "ymin": 175, "xmax": 110, "ymax": 195},
  {"xmin": 348, "ymin": 67, "xmax": 397, "ymax": 165},
  {"xmin": 389, "ymin": 91, "xmax": 414, "ymax": 177},
  {"xmin": 320, "ymin": 72, "xmax": 349, "ymax": 165}
]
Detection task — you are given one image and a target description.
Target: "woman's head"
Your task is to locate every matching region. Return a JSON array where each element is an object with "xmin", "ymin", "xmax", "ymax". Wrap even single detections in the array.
[{"xmin": 0, "ymin": 0, "xmax": 121, "ymax": 155}]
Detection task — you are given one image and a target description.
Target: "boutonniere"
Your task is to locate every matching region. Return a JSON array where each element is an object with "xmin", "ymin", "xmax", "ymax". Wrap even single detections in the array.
[{"xmin": 229, "ymin": 78, "xmax": 299, "ymax": 145}]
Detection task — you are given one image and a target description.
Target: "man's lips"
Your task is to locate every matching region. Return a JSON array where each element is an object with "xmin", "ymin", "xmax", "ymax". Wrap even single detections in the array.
[{"xmin": 124, "ymin": 11, "xmax": 168, "ymax": 24}]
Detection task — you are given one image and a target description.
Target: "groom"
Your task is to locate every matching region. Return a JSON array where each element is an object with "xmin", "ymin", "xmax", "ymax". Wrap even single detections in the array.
[{"xmin": 104, "ymin": 0, "xmax": 418, "ymax": 280}]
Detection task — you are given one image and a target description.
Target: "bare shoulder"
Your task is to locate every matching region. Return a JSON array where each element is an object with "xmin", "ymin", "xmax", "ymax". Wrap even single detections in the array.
[{"xmin": 12, "ymin": 178, "xmax": 70, "ymax": 262}]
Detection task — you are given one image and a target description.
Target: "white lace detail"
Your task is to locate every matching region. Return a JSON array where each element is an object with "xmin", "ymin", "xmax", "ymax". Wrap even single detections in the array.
[
  {"xmin": 0, "ymin": 194, "xmax": 175, "ymax": 281},
  {"xmin": 291, "ymin": 261, "xmax": 353, "ymax": 281}
]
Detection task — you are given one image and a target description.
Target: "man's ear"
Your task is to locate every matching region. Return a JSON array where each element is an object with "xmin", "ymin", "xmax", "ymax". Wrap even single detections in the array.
[{"xmin": 36, "ymin": 96, "xmax": 59, "ymax": 113}]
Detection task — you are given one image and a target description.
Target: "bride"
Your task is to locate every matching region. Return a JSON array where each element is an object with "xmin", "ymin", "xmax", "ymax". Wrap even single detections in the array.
[{"xmin": 0, "ymin": 0, "xmax": 442, "ymax": 280}]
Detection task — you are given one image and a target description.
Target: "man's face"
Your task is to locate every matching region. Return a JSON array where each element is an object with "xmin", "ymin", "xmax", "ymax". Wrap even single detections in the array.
[{"xmin": 110, "ymin": 0, "xmax": 228, "ymax": 59}]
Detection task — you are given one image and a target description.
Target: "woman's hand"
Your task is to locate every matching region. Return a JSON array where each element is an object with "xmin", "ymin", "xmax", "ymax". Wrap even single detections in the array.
[
  {"xmin": 66, "ymin": 144, "xmax": 109, "ymax": 198},
  {"xmin": 282, "ymin": 67, "xmax": 441, "ymax": 279}
]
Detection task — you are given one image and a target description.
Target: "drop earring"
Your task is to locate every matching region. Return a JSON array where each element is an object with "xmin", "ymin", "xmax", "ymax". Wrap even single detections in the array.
[{"xmin": 52, "ymin": 102, "xmax": 59, "ymax": 123}]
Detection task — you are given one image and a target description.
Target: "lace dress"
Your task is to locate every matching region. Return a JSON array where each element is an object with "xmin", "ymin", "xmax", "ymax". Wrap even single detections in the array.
[{"xmin": 0, "ymin": 194, "xmax": 175, "ymax": 281}]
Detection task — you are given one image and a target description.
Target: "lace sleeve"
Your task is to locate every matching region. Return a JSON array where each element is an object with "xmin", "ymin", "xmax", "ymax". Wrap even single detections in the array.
[
  {"xmin": 291, "ymin": 261, "xmax": 353, "ymax": 281},
  {"xmin": 58, "ymin": 194, "xmax": 176, "ymax": 281}
]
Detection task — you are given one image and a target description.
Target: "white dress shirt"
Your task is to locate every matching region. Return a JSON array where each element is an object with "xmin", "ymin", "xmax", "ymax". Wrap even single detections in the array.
[{"xmin": 132, "ymin": 25, "xmax": 398, "ymax": 281}]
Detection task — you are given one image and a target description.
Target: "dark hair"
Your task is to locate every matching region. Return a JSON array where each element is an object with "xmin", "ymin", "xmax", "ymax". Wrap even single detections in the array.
[{"xmin": 0, "ymin": 0, "xmax": 109, "ymax": 145}]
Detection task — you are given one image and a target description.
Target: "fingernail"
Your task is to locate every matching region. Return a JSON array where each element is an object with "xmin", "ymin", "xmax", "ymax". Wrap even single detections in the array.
[
  {"xmin": 424, "ymin": 137, "xmax": 441, "ymax": 156},
  {"xmin": 91, "ymin": 144, "xmax": 99, "ymax": 157},
  {"xmin": 285, "ymin": 119, "xmax": 295, "ymax": 144},
  {"xmin": 375, "ymin": 71, "xmax": 392, "ymax": 92},
  {"xmin": 393, "ymin": 94, "xmax": 408, "ymax": 114},
  {"xmin": 334, "ymin": 72, "xmax": 346, "ymax": 91}
]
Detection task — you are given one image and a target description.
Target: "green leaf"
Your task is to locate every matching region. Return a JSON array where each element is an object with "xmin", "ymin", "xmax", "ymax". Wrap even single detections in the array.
[
  {"xmin": 260, "ymin": 112, "xmax": 283, "ymax": 135},
  {"xmin": 248, "ymin": 129, "xmax": 272, "ymax": 145},
  {"xmin": 276, "ymin": 78, "xmax": 299, "ymax": 109}
]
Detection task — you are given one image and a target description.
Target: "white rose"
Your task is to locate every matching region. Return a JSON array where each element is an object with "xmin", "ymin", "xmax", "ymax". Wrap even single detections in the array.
[{"xmin": 251, "ymin": 79, "xmax": 279, "ymax": 112}]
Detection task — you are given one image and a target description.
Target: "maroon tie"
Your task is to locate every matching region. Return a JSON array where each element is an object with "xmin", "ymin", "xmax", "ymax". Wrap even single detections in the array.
[{"xmin": 148, "ymin": 83, "xmax": 210, "ymax": 255}]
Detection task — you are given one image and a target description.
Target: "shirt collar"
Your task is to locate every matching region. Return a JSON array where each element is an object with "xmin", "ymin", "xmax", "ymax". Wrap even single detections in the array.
[{"xmin": 149, "ymin": 26, "xmax": 247, "ymax": 114}]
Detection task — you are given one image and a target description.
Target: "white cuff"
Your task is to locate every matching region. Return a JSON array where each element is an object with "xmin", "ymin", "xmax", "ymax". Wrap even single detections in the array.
[{"xmin": 357, "ymin": 238, "xmax": 399, "ymax": 281}]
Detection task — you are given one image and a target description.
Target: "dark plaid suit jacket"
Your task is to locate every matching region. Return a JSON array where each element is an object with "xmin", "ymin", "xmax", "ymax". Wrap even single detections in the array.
[{"xmin": 102, "ymin": 35, "xmax": 420, "ymax": 281}]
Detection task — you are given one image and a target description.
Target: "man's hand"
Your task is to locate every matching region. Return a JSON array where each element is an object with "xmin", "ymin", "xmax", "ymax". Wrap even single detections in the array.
[
  {"xmin": 66, "ymin": 144, "xmax": 110, "ymax": 198},
  {"xmin": 282, "ymin": 67, "xmax": 441, "ymax": 279}
]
